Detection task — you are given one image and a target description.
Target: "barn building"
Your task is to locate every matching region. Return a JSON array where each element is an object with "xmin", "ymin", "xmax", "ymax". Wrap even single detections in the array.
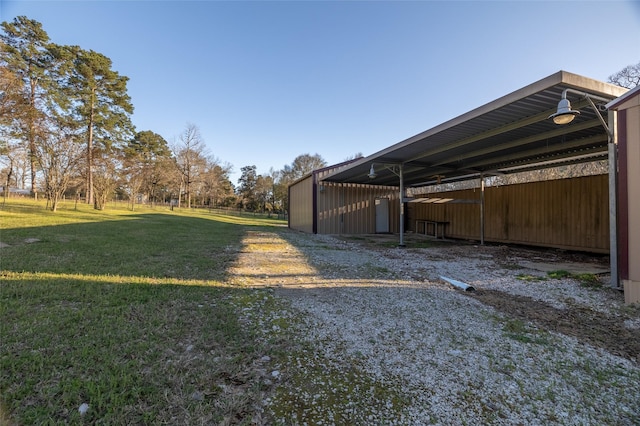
[{"xmin": 288, "ymin": 71, "xmax": 638, "ymax": 303}]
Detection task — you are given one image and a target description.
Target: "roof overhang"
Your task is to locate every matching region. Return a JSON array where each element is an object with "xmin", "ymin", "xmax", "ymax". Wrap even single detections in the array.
[{"xmin": 322, "ymin": 71, "xmax": 628, "ymax": 187}]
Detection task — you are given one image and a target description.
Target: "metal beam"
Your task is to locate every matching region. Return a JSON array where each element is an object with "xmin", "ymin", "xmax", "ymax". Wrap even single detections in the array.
[
  {"xmin": 428, "ymin": 119, "xmax": 603, "ymax": 168},
  {"xmin": 404, "ymin": 99, "xmax": 595, "ymax": 165},
  {"xmin": 462, "ymin": 133, "xmax": 608, "ymax": 170},
  {"xmin": 492, "ymin": 151, "xmax": 608, "ymax": 175}
]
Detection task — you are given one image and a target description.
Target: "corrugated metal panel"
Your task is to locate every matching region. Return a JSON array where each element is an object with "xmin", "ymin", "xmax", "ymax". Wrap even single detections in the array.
[
  {"xmin": 289, "ymin": 159, "xmax": 402, "ymax": 235},
  {"xmin": 315, "ymin": 182, "xmax": 399, "ymax": 234},
  {"xmin": 289, "ymin": 175, "xmax": 314, "ymax": 233}
]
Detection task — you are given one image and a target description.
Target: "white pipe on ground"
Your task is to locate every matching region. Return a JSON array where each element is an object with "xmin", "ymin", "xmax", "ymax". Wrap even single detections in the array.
[{"xmin": 440, "ymin": 276, "xmax": 476, "ymax": 292}]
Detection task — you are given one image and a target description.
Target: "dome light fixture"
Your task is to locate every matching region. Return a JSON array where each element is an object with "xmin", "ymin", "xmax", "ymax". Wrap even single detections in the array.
[
  {"xmin": 549, "ymin": 97, "xmax": 581, "ymax": 124},
  {"xmin": 368, "ymin": 164, "xmax": 377, "ymax": 179},
  {"xmin": 549, "ymin": 88, "xmax": 612, "ymax": 133}
]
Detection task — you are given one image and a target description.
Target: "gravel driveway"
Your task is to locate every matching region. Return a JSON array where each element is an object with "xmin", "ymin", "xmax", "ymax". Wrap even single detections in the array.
[{"xmin": 229, "ymin": 228, "xmax": 640, "ymax": 425}]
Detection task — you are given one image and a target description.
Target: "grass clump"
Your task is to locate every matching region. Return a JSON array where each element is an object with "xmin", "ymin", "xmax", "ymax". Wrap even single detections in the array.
[
  {"xmin": 516, "ymin": 270, "xmax": 602, "ymax": 290},
  {"xmin": 572, "ymin": 273, "xmax": 601, "ymax": 289},
  {"xmin": 516, "ymin": 273, "xmax": 547, "ymax": 282},
  {"xmin": 547, "ymin": 270, "xmax": 571, "ymax": 279},
  {"xmin": 547, "ymin": 270, "xmax": 602, "ymax": 289},
  {"xmin": 502, "ymin": 318, "xmax": 549, "ymax": 345}
]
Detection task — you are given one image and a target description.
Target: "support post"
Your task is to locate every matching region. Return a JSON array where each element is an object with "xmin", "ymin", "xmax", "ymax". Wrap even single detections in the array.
[
  {"xmin": 480, "ymin": 174, "xmax": 485, "ymax": 245},
  {"xmin": 608, "ymin": 110, "xmax": 619, "ymax": 288},
  {"xmin": 399, "ymin": 163, "xmax": 405, "ymax": 247},
  {"xmin": 340, "ymin": 184, "xmax": 345, "ymax": 235}
]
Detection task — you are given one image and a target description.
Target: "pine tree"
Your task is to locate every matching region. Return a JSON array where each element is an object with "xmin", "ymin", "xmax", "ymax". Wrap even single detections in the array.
[{"xmin": 67, "ymin": 47, "xmax": 134, "ymax": 207}]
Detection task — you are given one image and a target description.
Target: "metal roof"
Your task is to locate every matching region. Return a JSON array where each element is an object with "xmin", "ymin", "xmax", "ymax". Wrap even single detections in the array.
[{"xmin": 322, "ymin": 71, "xmax": 628, "ymax": 187}]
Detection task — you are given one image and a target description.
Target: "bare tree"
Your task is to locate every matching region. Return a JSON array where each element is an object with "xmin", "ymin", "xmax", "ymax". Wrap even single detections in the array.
[
  {"xmin": 120, "ymin": 151, "xmax": 146, "ymax": 210},
  {"xmin": 35, "ymin": 121, "xmax": 83, "ymax": 211},
  {"xmin": 0, "ymin": 144, "xmax": 30, "ymax": 201},
  {"xmin": 201, "ymin": 158, "xmax": 234, "ymax": 208},
  {"xmin": 344, "ymin": 152, "xmax": 364, "ymax": 161},
  {"xmin": 174, "ymin": 123, "xmax": 207, "ymax": 208},
  {"xmin": 92, "ymin": 151, "xmax": 121, "ymax": 210},
  {"xmin": 0, "ymin": 144, "xmax": 22, "ymax": 203},
  {"xmin": 269, "ymin": 167, "xmax": 285, "ymax": 214},
  {"xmin": 281, "ymin": 153, "xmax": 327, "ymax": 182},
  {"xmin": 608, "ymin": 61, "xmax": 640, "ymax": 89},
  {"xmin": 276, "ymin": 153, "xmax": 327, "ymax": 212},
  {"xmin": 152, "ymin": 156, "xmax": 179, "ymax": 205}
]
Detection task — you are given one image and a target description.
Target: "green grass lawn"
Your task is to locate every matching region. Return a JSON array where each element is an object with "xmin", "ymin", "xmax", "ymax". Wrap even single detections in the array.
[{"xmin": 0, "ymin": 199, "xmax": 288, "ymax": 424}]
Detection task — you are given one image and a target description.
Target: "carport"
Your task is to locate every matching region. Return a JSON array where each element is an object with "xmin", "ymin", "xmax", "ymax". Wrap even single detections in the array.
[{"xmin": 322, "ymin": 71, "xmax": 628, "ymax": 287}]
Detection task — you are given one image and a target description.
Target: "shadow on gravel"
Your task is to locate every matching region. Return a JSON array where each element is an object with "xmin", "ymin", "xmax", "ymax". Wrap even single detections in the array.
[{"xmin": 466, "ymin": 289, "xmax": 640, "ymax": 364}]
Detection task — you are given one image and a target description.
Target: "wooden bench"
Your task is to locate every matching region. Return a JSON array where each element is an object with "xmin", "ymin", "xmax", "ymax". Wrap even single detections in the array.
[{"xmin": 415, "ymin": 220, "xmax": 449, "ymax": 239}]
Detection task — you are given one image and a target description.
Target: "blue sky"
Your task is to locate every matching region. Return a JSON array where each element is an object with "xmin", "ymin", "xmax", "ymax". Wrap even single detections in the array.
[{"xmin": 2, "ymin": 0, "xmax": 639, "ymax": 185}]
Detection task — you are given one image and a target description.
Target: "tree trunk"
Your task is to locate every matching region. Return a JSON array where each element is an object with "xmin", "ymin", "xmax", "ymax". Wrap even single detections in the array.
[
  {"xmin": 28, "ymin": 79, "xmax": 37, "ymax": 196},
  {"xmin": 150, "ymin": 185, "xmax": 155, "ymax": 207},
  {"xmin": 3, "ymin": 158, "xmax": 13, "ymax": 203},
  {"xmin": 50, "ymin": 192, "xmax": 59, "ymax": 212},
  {"xmin": 186, "ymin": 177, "xmax": 191, "ymax": 209},
  {"xmin": 87, "ymin": 89, "xmax": 95, "ymax": 206}
]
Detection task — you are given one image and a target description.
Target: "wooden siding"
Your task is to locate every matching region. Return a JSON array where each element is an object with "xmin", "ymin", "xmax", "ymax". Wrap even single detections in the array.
[{"xmin": 410, "ymin": 175, "xmax": 609, "ymax": 253}]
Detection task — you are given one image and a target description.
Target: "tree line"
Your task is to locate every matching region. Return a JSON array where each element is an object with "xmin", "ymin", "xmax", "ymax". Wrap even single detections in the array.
[
  {"xmin": 0, "ymin": 16, "xmax": 335, "ymax": 212},
  {"xmin": 3, "ymin": 16, "xmax": 635, "ymax": 212}
]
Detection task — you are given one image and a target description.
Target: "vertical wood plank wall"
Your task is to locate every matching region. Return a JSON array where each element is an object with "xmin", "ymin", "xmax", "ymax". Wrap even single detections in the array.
[{"xmin": 409, "ymin": 174, "xmax": 609, "ymax": 253}]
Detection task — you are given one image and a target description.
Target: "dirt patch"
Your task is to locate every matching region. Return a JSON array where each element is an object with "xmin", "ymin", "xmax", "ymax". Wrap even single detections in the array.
[{"xmin": 466, "ymin": 289, "xmax": 640, "ymax": 363}]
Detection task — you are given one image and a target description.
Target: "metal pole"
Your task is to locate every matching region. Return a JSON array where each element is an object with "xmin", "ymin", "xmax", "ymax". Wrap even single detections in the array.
[
  {"xmin": 399, "ymin": 164, "xmax": 405, "ymax": 247},
  {"xmin": 340, "ymin": 184, "xmax": 345, "ymax": 235},
  {"xmin": 586, "ymin": 96, "xmax": 611, "ymax": 136},
  {"xmin": 480, "ymin": 174, "xmax": 485, "ymax": 245}
]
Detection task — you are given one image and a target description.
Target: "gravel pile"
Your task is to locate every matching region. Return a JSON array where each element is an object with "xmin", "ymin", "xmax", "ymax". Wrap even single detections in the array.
[{"xmin": 236, "ymin": 230, "xmax": 640, "ymax": 425}]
